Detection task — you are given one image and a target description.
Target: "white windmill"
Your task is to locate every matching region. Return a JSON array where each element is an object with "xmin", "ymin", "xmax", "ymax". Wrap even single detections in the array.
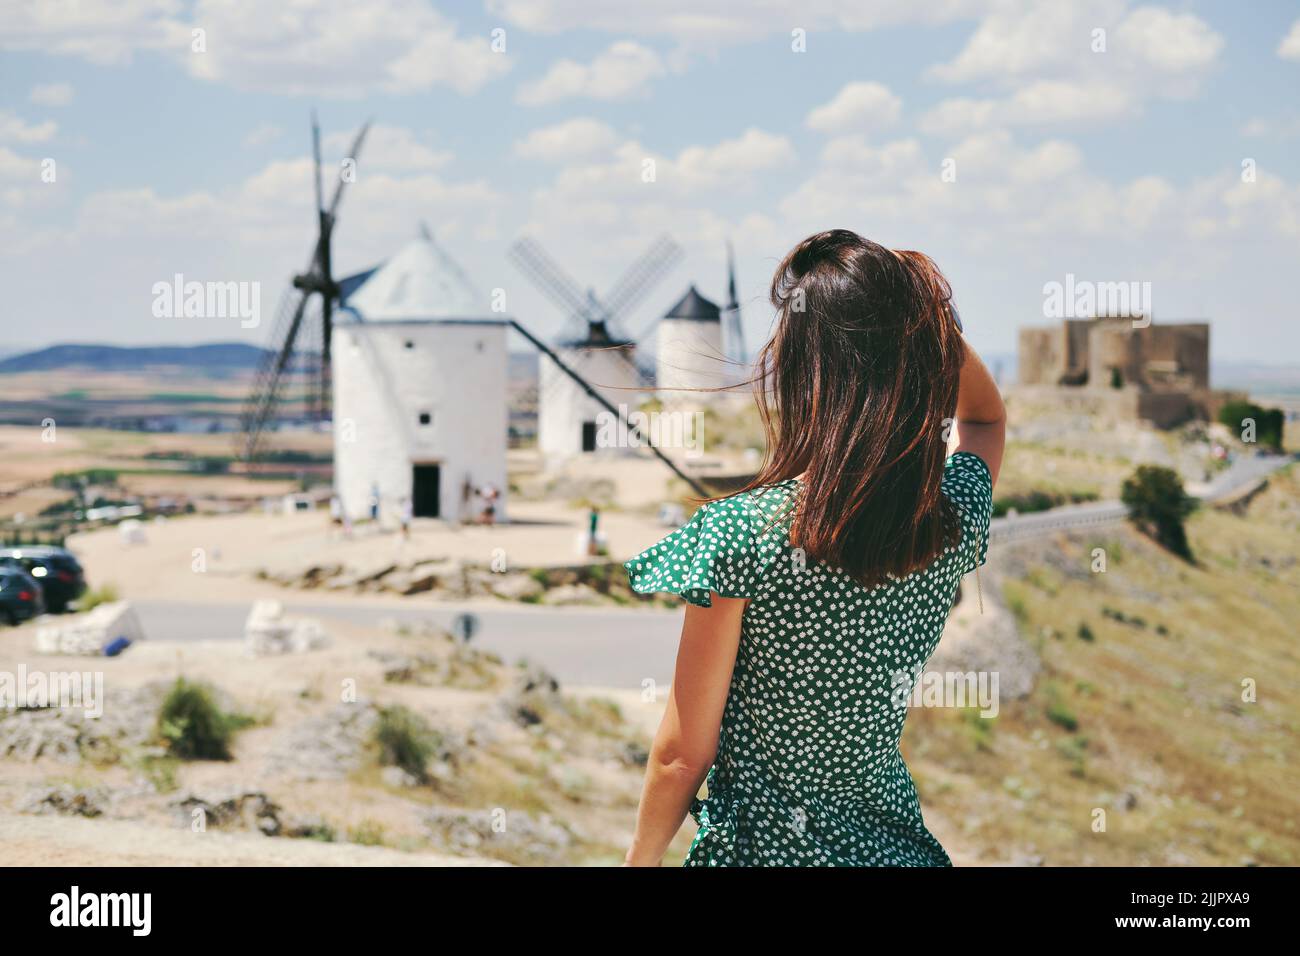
[
  {"xmin": 331, "ymin": 227, "xmax": 510, "ymax": 525},
  {"xmin": 237, "ymin": 115, "xmax": 509, "ymax": 526},
  {"xmin": 655, "ymin": 242, "xmax": 746, "ymax": 399},
  {"xmin": 509, "ymin": 236, "xmax": 682, "ymax": 465}
]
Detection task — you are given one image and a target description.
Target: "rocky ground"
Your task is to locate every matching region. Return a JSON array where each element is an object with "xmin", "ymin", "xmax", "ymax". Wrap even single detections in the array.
[
  {"xmin": 257, "ymin": 556, "xmax": 676, "ymax": 608},
  {"xmin": 0, "ymin": 615, "xmax": 679, "ymax": 866}
]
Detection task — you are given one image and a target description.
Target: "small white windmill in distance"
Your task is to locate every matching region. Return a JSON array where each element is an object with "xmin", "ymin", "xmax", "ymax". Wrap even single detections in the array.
[{"xmin": 509, "ymin": 235, "xmax": 682, "ymax": 464}]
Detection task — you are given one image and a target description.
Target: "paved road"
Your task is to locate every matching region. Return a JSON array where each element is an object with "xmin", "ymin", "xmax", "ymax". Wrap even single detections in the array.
[
  {"xmin": 991, "ymin": 451, "xmax": 1294, "ymax": 542},
  {"xmin": 133, "ymin": 599, "xmax": 682, "ymax": 689}
]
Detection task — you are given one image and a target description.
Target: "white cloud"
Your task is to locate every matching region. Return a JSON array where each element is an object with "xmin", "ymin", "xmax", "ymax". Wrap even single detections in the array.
[
  {"xmin": 920, "ymin": 81, "xmax": 1136, "ymax": 135},
  {"xmin": 29, "ymin": 82, "xmax": 74, "ymax": 106},
  {"xmin": 2, "ymin": 0, "xmax": 509, "ymax": 97},
  {"xmin": 186, "ymin": 0, "xmax": 509, "ymax": 96},
  {"xmin": 488, "ymin": 0, "xmax": 988, "ymax": 45},
  {"xmin": 1113, "ymin": 7, "xmax": 1222, "ymax": 74},
  {"xmin": 805, "ymin": 81, "xmax": 902, "ymax": 133},
  {"xmin": 922, "ymin": 3, "xmax": 1221, "ymax": 134},
  {"xmin": 928, "ymin": 0, "xmax": 1102, "ymax": 84},
  {"xmin": 942, "ymin": 8, "xmax": 1217, "ymax": 85},
  {"xmin": 323, "ymin": 125, "xmax": 451, "ymax": 172},
  {"xmin": 518, "ymin": 127, "xmax": 797, "ymax": 279},
  {"xmin": 1241, "ymin": 115, "xmax": 1300, "ymax": 139},
  {"xmin": 515, "ymin": 118, "xmax": 620, "ymax": 162},
  {"xmin": 1280, "ymin": 19, "xmax": 1300, "ymax": 60},
  {"xmin": 0, "ymin": 0, "xmax": 187, "ymax": 66},
  {"xmin": 0, "ymin": 111, "xmax": 58, "ymax": 144},
  {"xmin": 776, "ymin": 127, "xmax": 1224, "ymax": 243},
  {"xmin": 0, "ymin": 147, "xmax": 45, "ymax": 194},
  {"xmin": 242, "ymin": 122, "xmax": 282, "ymax": 148},
  {"xmin": 672, "ymin": 128, "xmax": 797, "ymax": 189},
  {"xmin": 517, "ymin": 41, "xmax": 665, "ymax": 105}
]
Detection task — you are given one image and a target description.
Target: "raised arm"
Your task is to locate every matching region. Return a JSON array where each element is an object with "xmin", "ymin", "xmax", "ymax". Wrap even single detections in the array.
[{"xmin": 952, "ymin": 340, "xmax": 1007, "ymax": 488}]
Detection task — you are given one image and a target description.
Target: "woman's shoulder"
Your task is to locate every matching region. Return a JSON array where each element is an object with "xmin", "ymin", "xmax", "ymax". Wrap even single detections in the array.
[
  {"xmin": 706, "ymin": 479, "xmax": 798, "ymax": 530},
  {"xmin": 942, "ymin": 451, "xmax": 993, "ymax": 504}
]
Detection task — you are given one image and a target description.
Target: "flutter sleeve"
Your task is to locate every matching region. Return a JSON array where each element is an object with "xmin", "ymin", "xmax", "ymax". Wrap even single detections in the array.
[{"xmin": 624, "ymin": 497, "xmax": 759, "ymax": 607}]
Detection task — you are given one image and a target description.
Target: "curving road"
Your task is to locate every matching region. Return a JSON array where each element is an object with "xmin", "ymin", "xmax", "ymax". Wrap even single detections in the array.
[{"xmin": 990, "ymin": 451, "xmax": 1293, "ymax": 544}]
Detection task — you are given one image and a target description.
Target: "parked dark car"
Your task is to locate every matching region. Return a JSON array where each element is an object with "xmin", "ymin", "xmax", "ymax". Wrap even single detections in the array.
[
  {"xmin": 0, "ymin": 546, "xmax": 87, "ymax": 613},
  {"xmin": 0, "ymin": 565, "xmax": 45, "ymax": 624}
]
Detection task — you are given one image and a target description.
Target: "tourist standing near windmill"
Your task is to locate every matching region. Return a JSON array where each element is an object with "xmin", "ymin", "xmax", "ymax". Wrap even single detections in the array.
[{"xmin": 622, "ymin": 230, "xmax": 1006, "ymax": 866}]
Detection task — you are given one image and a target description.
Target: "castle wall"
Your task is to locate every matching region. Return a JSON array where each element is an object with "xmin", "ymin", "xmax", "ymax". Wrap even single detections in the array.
[{"xmin": 1018, "ymin": 328, "xmax": 1062, "ymax": 385}]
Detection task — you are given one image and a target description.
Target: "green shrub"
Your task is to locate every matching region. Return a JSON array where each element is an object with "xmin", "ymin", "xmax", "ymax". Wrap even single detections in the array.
[
  {"xmin": 1121, "ymin": 465, "xmax": 1197, "ymax": 559},
  {"xmin": 373, "ymin": 705, "xmax": 439, "ymax": 781},
  {"xmin": 960, "ymin": 707, "xmax": 996, "ymax": 752},
  {"xmin": 157, "ymin": 678, "xmax": 249, "ymax": 760},
  {"xmin": 1218, "ymin": 400, "xmax": 1284, "ymax": 450},
  {"xmin": 992, "ymin": 489, "xmax": 1100, "ymax": 518},
  {"xmin": 1044, "ymin": 683, "xmax": 1079, "ymax": 732},
  {"xmin": 1046, "ymin": 700, "xmax": 1078, "ymax": 731}
]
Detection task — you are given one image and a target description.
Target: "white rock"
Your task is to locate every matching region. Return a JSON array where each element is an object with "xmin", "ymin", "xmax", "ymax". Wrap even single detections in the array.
[
  {"xmin": 34, "ymin": 602, "xmax": 146, "ymax": 656},
  {"xmin": 244, "ymin": 600, "xmax": 330, "ymax": 656}
]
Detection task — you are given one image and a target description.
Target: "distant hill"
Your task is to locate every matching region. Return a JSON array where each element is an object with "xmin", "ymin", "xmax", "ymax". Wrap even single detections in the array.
[
  {"xmin": 0, "ymin": 343, "xmax": 268, "ymax": 374},
  {"xmin": 1212, "ymin": 360, "xmax": 1300, "ymax": 396}
]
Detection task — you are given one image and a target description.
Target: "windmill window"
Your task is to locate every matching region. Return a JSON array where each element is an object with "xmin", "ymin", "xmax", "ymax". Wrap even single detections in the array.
[
  {"xmin": 418, "ymin": 411, "xmax": 432, "ymax": 426},
  {"xmin": 404, "ymin": 340, "xmax": 415, "ymax": 349}
]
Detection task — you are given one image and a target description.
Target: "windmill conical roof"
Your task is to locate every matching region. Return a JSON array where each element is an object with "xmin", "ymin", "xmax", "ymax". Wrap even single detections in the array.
[
  {"xmin": 560, "ymin": 319, "xmax": 634, "ymax": 350},
  {"xmin": 344, "ymin": 236, "xmax": 487, "ymax": 321},
  {"xmin": 664, "ymin": 285, "xmax": 720, "ymax": 322}
]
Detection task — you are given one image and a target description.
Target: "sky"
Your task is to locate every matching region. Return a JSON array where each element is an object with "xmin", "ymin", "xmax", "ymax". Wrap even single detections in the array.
[{"xmin": 2, "ymin": 0, "xmax": 1299, "ymax": 364}]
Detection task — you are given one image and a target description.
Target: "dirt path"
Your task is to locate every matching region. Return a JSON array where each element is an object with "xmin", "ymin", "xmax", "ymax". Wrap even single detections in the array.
[{"xmin": 0, "ymin": 812, "xmax": 503, "ymax": 866}]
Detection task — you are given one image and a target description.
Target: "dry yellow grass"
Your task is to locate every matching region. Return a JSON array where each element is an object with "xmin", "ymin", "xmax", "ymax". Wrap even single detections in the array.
[
  {"xmin": 993, "ymin": 441, "xmax": 1135, "ymax": 502},
  {"xmin": 904, "ymin": 465, "xmax": 1300, "ymax": 865}
]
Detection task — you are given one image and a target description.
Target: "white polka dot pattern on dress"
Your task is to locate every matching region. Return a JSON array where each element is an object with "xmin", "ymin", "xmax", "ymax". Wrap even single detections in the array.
[{"xmin": 625, "ymin": 451, "xmax": 994, "ymax": 866}]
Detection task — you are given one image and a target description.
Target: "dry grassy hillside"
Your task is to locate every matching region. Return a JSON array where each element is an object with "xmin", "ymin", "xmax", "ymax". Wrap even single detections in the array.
[{"xmin": 904, "ymin": 465, "xmax": 1300, "ymax": 865}]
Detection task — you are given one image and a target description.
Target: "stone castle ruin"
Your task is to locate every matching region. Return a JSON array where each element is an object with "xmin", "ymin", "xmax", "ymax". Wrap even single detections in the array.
[{"xmin": 1017, "ymin": 316, "xmax": 1234, "ymax": 428}]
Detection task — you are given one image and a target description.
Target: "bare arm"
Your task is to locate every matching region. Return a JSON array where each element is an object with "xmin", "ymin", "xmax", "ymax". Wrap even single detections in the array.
[
  {"xmin": 624, "ymin": 595, "xmax": 744, "ymax": 866},
  {"xmin": 953, "ymin": 340, "xmax": 1007, "ymax": 488}
]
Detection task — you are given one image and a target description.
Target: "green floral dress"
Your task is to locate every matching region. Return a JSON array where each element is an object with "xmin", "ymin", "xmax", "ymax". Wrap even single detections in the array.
[{"xmin": 625, "ymin": 452, "xmax": 993, "ymax": 866}]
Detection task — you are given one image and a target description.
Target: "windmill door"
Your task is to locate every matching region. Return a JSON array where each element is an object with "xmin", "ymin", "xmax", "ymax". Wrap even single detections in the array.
[
  {"xmin": 412, "ymin": 464, "xmax": 441, "ymax": 518},
  {"xmin": 581, "ymin": 421, "xmax": 598, "ymax": 452}
]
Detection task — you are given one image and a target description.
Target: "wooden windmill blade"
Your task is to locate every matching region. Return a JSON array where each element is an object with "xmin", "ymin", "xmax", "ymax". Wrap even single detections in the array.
[
  {"xmin": 238, "ymin": 113, "xmax": 370, "ymax": 463},
  {"xmin": 238, "ymin": 285, "xmax": 313, "ymax": 462},
  {"xmin": 600, "ymin": 234, "xmax": 683, "ymax": 332},
  {"xmin": 326, "ymin": 119, "xmax": 371, "ymax": 218},
  {"xmin": 508, "ymin": 237, "xmax": 597, "ymax": 341},
  {"xmin": 722, "ymin": 239, "xmax": 747, "ymax": 366}
]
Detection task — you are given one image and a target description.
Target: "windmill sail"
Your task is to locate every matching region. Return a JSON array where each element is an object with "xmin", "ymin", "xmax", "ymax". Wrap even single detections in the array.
[{"xmin": 237, "ymin": 115, "xmax": 370, "ymax": 463}]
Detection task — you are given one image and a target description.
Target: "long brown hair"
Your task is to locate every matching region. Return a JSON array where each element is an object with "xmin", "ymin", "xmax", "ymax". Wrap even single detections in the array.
[{"xmin": 740, "ymin": 229, "xmax": 964, "ymax": 586}]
